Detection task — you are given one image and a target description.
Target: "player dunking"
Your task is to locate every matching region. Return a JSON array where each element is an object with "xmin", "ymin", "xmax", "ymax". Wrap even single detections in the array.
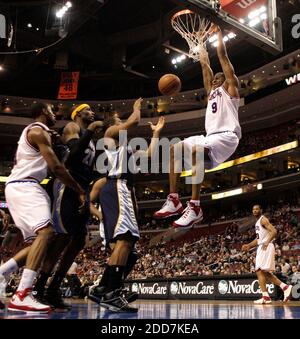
[
  {"xmin": 2, "ymin": 103, "xmax": 85, "ymax": 313},
  {"xmin": 154, "ymin": 24, "xmax": 241, "ymax": 228},
  {"xmin": 242, "ymin": 205, "xmax": 292, "ymax": 304}
]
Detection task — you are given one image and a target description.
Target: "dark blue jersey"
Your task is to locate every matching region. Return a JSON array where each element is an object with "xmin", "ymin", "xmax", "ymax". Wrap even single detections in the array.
[{"xmin": 65, "ymin": 128, "xmax": 96, "ymax": 188}]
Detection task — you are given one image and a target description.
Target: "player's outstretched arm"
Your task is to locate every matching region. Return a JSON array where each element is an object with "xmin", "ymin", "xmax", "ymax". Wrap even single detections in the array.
[
  {"xmin": 212, "ymin": 24, "xmax": 239, "ymax": 97},
  {"xmin": 105, "ymin": 98, "xmax": 142, "ymax": 138},
  {"xmin": 199, "ymin": 48, "xmax": 214, "ymax": 95},
  {"xmin": 136, "ymin": 116, "xmax": 165, "ymax": 158}
]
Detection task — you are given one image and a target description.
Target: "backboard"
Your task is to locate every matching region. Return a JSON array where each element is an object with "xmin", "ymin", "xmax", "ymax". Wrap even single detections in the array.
[{"xmin": 173, "ymin": 0, "xmax": 282, "ymax": 54}]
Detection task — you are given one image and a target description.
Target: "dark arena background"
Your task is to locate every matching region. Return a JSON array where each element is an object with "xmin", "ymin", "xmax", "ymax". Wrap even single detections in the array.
[{"xmin": 0, "ymin": 0, "xmax": 300, "ymax": 330}]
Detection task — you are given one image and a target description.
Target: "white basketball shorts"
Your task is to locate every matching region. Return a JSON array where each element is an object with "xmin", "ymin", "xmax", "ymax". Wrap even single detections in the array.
[
  {"xmin": 255, "ymin": 242, "xmax": 275, "ymax": 272},
  {"xmin": 5, "ymin": 180, "xmax": 52, "ymax": 242},
  {"xmin": 180, "ymin": 131, "xmax": 239, "ymax": 169}
]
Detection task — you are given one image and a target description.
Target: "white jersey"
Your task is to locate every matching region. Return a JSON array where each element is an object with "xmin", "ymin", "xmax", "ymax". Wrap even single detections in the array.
[
  {"xmin": 255, "ymin": 215, "xmax": 270, "ymax": 245},
  {"xmin": 105, "ymin": 140, "xmax": 136, "ymax": 184},
  {"xmin": 7, "ymin": 122, "xmax": 49, "ymax": 183},
  {"xmin": 205, "ymin": 85, "xmax": 241, "ymax": 139}
]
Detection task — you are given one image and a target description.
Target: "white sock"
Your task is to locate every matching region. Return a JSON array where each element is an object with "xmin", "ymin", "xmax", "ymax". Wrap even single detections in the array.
[
  {"xmin": 169, "ymin": 193, "xmax": 179, "ymax": 199},
  {"xmin": 262, "ymin": 291, "xmax": 269, "ymax": 297},
  {"xmin": 280, "ymin": 283, "xmax": 287, "ymax": 290},
  {"xmin": 0, "ymin": 258, "xmax": 18, "ymax": 278},
  {"xmin": 190, "ymin": 200, "xmax": 200, "ymax": 206},
  {"xmin": 17, "ymin": 269, "xmax": 37, "ymax": 292}
]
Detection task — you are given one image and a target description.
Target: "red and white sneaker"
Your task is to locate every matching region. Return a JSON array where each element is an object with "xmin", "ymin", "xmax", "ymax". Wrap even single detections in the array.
[
  {"xmin": 8, "ymin": 288, "xmax": 51, "ymax": 314},
  {"xmin": 172, "ymin": 202, "xmax": 203, "ymax": 228},
  {"xmin": 254, "ymin": 296, "xmax": 272, "ymax": 304},
  {"xmin": 154, "ymin": 195, "xmax": 184, "ymax": 219},
  {"xmin": 283, "ymin": 285, "xmax": 293, "ymax": 302}
]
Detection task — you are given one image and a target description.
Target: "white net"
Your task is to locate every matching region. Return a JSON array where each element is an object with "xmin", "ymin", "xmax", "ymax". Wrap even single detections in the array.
[{"xmin": 171, "ymin": 9, "xmax": 211, "ymax": 60}]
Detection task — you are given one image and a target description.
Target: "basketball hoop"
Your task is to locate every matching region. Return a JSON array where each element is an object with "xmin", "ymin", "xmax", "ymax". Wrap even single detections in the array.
[{"xmin": 171, "ymin": 9, "xmax": 211, "ymax": 61}]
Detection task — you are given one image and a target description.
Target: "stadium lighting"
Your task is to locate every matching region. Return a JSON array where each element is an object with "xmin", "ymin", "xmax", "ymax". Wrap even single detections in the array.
[
  {"xmin": 259, "ymin": 6, "xmax": 267, "ymax": 13},
  {"xmin": 260, "ymin": 13, "xmax": 267, "ymax": 20},
  {"xmin": 56, "ymin": 2, "xmax": 72, "ymax": 18},
  {"xmin": 228, "ymin": 32, "xmax": 236, "ymax": 39},
  {"xmin": 248, "ymin": 10, "xmax": 260, "ymax": 20},
  {"xmin": 172, "ymin": 54, "xmax": 187, "ymax": 65},
  {"xmin": 209, "ymin": 34, "xmax": 218, "ymax": 43},
  {"xmin": 249, "ymin": 17, "xmax": 260, "ymax": 27},
  {"xmin": 56, "ymin": 10, "xmax": 64, "ymax": 18},
  {"xmin": 211, "ymin": 33, "xmax": 235, "ymax": 48}
]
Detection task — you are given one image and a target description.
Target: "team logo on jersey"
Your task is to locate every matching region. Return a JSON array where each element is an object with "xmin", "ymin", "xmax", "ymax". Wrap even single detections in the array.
[
  {"xmin": 218, "ymin": 280, "xmax": 229, "ymax": 294},
  {"xmin": 209, "ymin": 88, "xmax": 222, "ymax": 101}
]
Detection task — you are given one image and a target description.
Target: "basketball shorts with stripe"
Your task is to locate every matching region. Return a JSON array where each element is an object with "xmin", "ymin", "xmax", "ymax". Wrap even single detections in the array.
[
  {"xmin": 5, "ymin": 181, "xmax": 52, "ymax": 242},
  {"xmin": 100, "ymin": 179, "xmax": 140, "ymax": 247}
]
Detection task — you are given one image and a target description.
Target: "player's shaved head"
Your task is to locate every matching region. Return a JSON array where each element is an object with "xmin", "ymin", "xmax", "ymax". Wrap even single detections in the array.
[
  {"xmin": 212, "ymin": 72, "xmax": 225, "ymax": 89},
  {"xmin": 252, "ymin": 204, "xmax": 262, "ymax": 217}
]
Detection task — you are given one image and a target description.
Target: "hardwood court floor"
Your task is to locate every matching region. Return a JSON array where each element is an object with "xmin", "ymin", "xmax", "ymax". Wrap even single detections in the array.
[{"xmin": 0, "ymin": 299, "xmax": 299, "ymax": 319}]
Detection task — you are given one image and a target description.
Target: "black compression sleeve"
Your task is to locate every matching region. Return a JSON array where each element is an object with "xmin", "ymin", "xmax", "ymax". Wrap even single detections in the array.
[{"xmin": 66, "ymin": 129, "xmax": 94, "ymax": 163}]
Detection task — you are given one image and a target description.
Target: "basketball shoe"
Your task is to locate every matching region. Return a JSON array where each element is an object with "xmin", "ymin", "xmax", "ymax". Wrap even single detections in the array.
[
  {"xmin": 89, "ymin": 285, "xmax": 138, "ymax": 304},
  {"xmin": 99, "ymin": 289, "xmax": 138, "ymax": 313},
  {"xmin": 283, "ymin": 285, "xmax": 293, "ymax": 302},
  {"xmin": 8, "ymin": 288, "xmax": 52, "ymax": 313},
  {"xmin": 253, "ymin": 296, "xmax": 272, "ymax": 304},
  {"xmin": 44, "ymin": 289, "xmax": 71, "ymax": 311},
  {"xmin": 154, "ymin": 194, "xmax": 184, "ymax": 219},
  {"xmin": 172, "ymin": 201, "xmax": 203, "ymax": 228}
]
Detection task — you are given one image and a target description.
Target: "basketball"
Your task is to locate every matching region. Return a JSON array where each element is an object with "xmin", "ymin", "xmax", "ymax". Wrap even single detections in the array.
[{"xmin": 158, "ymin": 74, "xmax": 182, "ymax": 96}]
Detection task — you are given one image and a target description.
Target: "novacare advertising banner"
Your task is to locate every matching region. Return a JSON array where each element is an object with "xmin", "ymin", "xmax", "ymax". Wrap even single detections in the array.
[{"xmin": 125, "ymin": 276, "xmax": 278, "ymax": 300}]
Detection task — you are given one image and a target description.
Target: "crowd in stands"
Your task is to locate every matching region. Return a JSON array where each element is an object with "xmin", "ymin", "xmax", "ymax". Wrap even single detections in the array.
[
  {"xmin": 65, "ymin": 201, "xmax": 300, "ymax": 291},
  {"xmin": 232, "ymin": 121, "xmax": 298, "ymax": 159},
  {"xmin": 1, "ymin": 198, "xmax": 300, "ymax": 296}
]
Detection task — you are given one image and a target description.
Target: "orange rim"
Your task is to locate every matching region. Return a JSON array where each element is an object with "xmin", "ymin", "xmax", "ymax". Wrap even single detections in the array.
[{"xmin": 171, "ymin": 9, "xmax": 195, "ymax": 22}]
